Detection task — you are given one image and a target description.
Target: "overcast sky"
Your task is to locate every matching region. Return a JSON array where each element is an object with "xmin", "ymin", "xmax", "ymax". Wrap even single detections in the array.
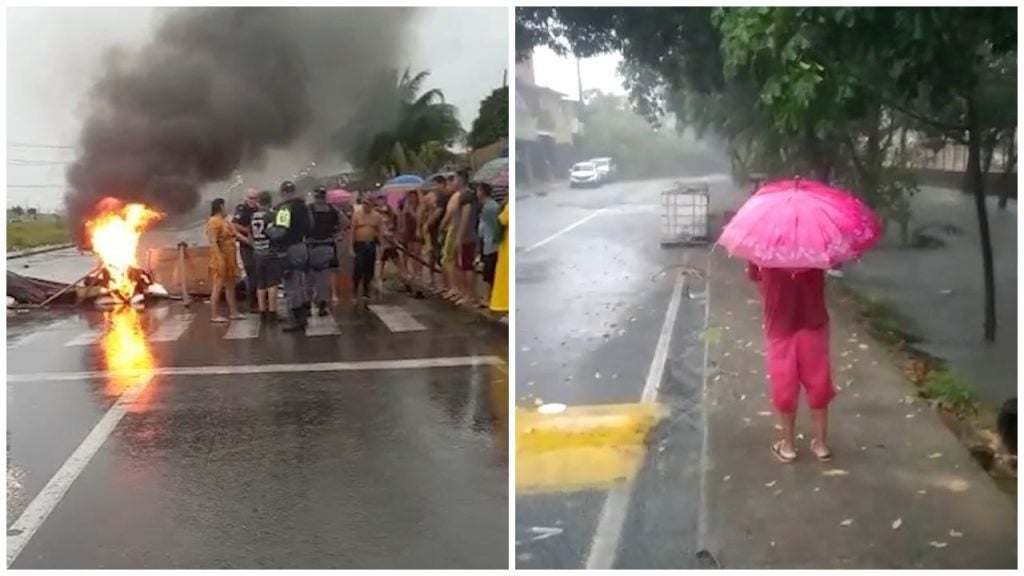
[
  {"xmin": 531, "ymin": 45, "xmax": 625, "ymax": 100},
  {"xmin": 6, "ymin": 7, "xmax": 508, "ymax": 210}
]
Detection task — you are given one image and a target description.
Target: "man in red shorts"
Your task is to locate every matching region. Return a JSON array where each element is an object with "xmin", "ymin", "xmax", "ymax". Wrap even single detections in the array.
[{"xmin": 748, "ymin": 263, "xmax": 834, "ymax": 463}]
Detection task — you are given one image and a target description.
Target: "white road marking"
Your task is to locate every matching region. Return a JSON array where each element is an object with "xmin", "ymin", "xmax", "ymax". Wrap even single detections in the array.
[
  {"xmin": 6, "ymin": 352, "xmax": 506, "ymax": 564},
  {"xmin": 8, "ymin": 318, "xmax": 75, "ymax": 350},
  {"xmin": 147, "ymin": 314, "xmax": 195, "ymax": 342},
  {"xmin": 306, "ymin": 313, "xmax": 341, "ymax": 336},
  {"xmin": 522, "ymin": 209, "xmax": 606, "ymax": 253},
  {"xmin": 63, "ymin": 329, "xmax": 102, "ymax": 347},
  {"xmin": 6, "ymin": 373, "xmax": 155, "ymax": 568},
  {"xmin": 223, "ymin": 315, "xmax": 262, "ymax": 340},
  {"xmin": 368, "ymin": 305, "xmax": 426, "ymax": 332},
  {"xmin": 7, "ymin": 355, "xmax": 506, "ymax": 383},
  {"xmin": 585, "ymin": 264, "xmax": 688, "ymax": 570}
]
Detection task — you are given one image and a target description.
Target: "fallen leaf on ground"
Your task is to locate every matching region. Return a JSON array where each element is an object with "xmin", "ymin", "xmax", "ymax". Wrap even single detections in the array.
[
  {"xmin": 858, "ymin": 344, "xmax": 869, "ymax": 350},
  {"xmin": 928, "ymin": 541, "xmax": 948, "ymax": 549},
  {"xmin": 892, "ymin": 518, "xmax": 903, "ymax": 530},
  {"xmin": 918, "ymin": 490, "xmax": 927, "ymax": 495},
  {"xmin": 758, "ymin": 411, "xmax": 773, "ymax": 416},
  {"xmin": 840, "ymin": 351, "xmax": 850, "ymax": 358},
  {"xmin": 813, "ymin": 487, "xmax": 821, "ymax": 492},
  {"xmin": 743, "ymin": 418, "xmax": 751, "ymax": 424},
  {"xmin": 595, "ymin": 372, "xmax": 601, "ymax": 379},
  {"xmin": 612, "ymin": 373, "xmax": 618, "ymax": 380},
  {"xmin": 822, "ymin": 469, "xmax": 850, "ymax": 476},
  {"xmin": 521, "ymin": 346, "xmax": 530, "ymax": 352},
  {"xmin": 906, "ymin": 414, "xmax": 915, "ymax": 419},
  {"xmin": 840, "ymin": 519, "xmax": 854, "ymax": 527},
  {"xmin": 773, "ymin": 489, "xmax": 783, "ymax": 496},
  {"xmin": 765, "ymin": 480, "xmax": 776, "ymax": 488},
  {"xmin": 739, "ymin": 394, "xmax": 746, "ymax": 401},
  {"xmin": 723, "ymin": 475, "xmax": 731, "ymax": 482},
  {"xmin": 949, "ymin": 530, "xmax": 963, "ymax": 538},
  {"xmin": 928, "ymin": 452, "xmax": 943, "ymax": 459}
]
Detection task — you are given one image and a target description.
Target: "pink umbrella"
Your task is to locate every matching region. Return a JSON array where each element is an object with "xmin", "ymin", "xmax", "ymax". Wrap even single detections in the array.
[
  {"xmin": 717, "ymin": 178, "xmax": 882, "ymax": 269},
  {"xmin": 326, "ymin": 188, "xmax": 352, "ymax": 205}
]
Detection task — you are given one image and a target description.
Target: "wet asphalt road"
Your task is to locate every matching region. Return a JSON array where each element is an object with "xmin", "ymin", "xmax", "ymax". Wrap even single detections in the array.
[
  {"xmin": 514, "ymin": 175, "xmax": 731, "ymax": 569},
  {"xmin": 7, "ymin": 276, "xmax": 508, "ymax": 568}
]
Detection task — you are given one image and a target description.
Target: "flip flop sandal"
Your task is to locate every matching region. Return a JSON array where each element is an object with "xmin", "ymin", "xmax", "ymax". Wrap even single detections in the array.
[
  {"xmin": 771, "ymin": 440, "xmax": 797, "ymax": 463},
  {"xmin": 810, "ymin": 439, "xmax": 833, "ymax": 462}
]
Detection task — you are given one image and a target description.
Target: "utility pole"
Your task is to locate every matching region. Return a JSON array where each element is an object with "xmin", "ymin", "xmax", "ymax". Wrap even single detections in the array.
[{"xmin": 576, "ymin": 55, "xmax": 584, "ymax": 105}]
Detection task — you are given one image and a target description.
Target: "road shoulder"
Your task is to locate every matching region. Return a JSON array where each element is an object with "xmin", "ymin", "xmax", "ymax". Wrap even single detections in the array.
[{"xmin": 702, "ymin": 250, "xmax": 1016, "ymax": 569}]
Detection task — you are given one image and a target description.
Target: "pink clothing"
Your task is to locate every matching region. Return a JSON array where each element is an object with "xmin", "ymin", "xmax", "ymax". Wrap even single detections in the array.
[{"xmin": 765, "ymin": 325, "xmax": 835, "ymax": 414}]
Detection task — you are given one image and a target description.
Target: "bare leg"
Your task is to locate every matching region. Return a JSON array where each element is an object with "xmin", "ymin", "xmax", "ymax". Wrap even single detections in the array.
[
  {"xmin": 256, "ymin": 289, "xmax": 267, "ymax": 312},
  {"xmin": 267, "ymin": 286, "xmax": 279, "ymax": 308},
  {"xmin": 226, "ymin": 280, "xmax": 240, "ymax": 317},
  {"xmin": 776, "ymin": 410, "xmax": 798, "ymax": 457},
  {"xmin": 810, "ymin": 408, "xmax": 830, "ymax": 456},
  {"xmin": 210, "ymin": 280, "xmax": 224, "ymax": 320}
]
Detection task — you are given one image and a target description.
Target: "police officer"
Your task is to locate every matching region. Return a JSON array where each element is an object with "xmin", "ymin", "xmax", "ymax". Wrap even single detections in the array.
[
  {"xmin": 307, "ymin": 186, "xmax": 346, "ymax": 317},
  {"xmin": 274, "ymin": 180, "xmax": 312, "ymax": 332}
]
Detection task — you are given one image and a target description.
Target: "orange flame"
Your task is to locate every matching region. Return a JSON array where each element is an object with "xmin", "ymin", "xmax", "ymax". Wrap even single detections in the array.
[
  {"xmin": 86, "ymin": 200, "xmax": 162, "ymax": 301},
  {"xmin": 100, "ymin": 307, "xmax": 155, "ymax": 395}
]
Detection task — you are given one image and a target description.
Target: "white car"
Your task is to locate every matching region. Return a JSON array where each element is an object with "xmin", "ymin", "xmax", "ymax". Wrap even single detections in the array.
[
  {"xmin": 590, "ymin": 157, "xmax": 616, "ymax": 182},
  {"xmin": 569, "ymin": 162, "xmax": 600, "ymax": 188}
]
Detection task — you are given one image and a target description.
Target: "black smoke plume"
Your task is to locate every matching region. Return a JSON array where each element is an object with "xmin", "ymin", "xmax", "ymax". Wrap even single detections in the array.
[{"xmin": 65, "ymin": 7, "xmax": 416, "ymax": 246}]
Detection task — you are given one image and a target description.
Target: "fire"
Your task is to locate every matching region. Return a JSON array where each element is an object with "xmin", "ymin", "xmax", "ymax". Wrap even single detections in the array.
[
  {"xmin": 100, "ymin": 307, "xmax": 155, "ymax": 395},
  {"xmin": 86, "ymin": 200, "xmax": 162, "ymax": 302}
]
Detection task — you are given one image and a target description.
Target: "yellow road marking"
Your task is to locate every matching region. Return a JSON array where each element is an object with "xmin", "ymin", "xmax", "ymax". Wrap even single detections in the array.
[{"xmin": 516, "ymin": 403, "xmax": 667, "ymax": 493}]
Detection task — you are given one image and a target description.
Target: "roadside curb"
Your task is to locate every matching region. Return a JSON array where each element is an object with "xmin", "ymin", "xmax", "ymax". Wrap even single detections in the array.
[
  {"xmin": 515, "ymin": 403, "xmax": 668, "ymax": 494},
  {"xmin": 7, "ymin": 243, "xmax": 76, "ymax": 260},
  {"xmin": 516, "ymin": 403, "xmax": 668, "ymax": 451},
  {"xmin": 402, "ymin": 278, "xmax": 508, "ymax": 329}
]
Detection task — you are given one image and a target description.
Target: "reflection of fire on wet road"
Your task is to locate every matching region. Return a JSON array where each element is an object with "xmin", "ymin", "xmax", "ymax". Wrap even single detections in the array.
[{"xmin": 99, "ymin": 307, "xmax": 155, "ymax": 395}]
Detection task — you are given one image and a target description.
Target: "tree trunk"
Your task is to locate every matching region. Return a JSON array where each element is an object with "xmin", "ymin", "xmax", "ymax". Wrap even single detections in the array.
[
  {"xmin": 998, "ymin": 132, "xmax": 1015, "ymax": 210},
  {"xmin": 966, "ymin": 93, "xmax": 997, "ymax": 343}
]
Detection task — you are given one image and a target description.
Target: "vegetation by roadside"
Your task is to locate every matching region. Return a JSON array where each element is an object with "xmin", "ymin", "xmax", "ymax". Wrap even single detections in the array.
[
  {"xmin": 7, "ymin": 212, "xmax": 71, "ymax": 251},
  {"xmin": 836, "ymin": 283, "xmax": 1016, "ymax": 493}
]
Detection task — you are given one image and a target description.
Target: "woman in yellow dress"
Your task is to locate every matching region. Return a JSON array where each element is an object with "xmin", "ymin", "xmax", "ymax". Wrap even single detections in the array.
[
  {"xmin": 489, "ymin": 199, "xmax": 509, "ymax": 314},
  {"xmin": 207, "ymin": 198, "xmax": 249, "ymax": 323}
]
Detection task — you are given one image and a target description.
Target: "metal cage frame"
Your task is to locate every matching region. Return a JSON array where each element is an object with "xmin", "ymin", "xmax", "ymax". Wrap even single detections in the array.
[{"xmin": 660, "ymin": 181, "xmax": 711, "ymax": 246}]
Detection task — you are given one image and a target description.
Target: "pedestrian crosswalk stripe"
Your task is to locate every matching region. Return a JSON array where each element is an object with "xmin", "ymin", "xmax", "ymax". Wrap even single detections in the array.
[
  {"xmin": 148, "ymin": 314, "xmax": 195, "ymax": 342},
  {"xmin": 223, "ymin": 316, "xmax": 262, "ymax": 340},
  {"xmin": 64, "ymin": 330, "xmax": 102, "ymax": 347},
  {"xmin": 306, "ymin": 313, "xmax": 341, "ymax": 336},
  {"xmin": 369, "ymin": 305, "xmax": 426, "ymax": 332}
]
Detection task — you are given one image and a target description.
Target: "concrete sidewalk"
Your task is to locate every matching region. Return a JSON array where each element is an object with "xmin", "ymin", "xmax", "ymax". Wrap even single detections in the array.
[{"xmin": 701, "ymin": 250, "xmax": 1016, "ymax": 569}]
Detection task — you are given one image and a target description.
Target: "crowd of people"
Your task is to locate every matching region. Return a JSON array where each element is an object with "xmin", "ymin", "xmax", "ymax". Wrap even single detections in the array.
[{"xmin": 203, "ymin": 169, "xmax": 509, "ymax": 333}]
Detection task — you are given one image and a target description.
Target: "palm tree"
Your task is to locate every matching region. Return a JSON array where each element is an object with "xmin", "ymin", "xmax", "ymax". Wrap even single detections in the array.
[{"xmin": 335, "ymin": 68, "xmax": 464, "ymax": 178}]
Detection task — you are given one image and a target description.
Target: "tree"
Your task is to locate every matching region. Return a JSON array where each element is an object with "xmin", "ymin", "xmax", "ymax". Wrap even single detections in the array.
[
  {"xmin": 518, "ymin": 7, "xmax": 1016, "ymax": 342},
  {"xmin": 335, "ymin": 67, "xmax": 464, "ymax": 178},
  {"xmin": 10, "ymin": 205, "xmax": 25, "ymax": 217},
  {"xmin": 468, "ymin": 86, "xmax": 509, "ymax": 149}
]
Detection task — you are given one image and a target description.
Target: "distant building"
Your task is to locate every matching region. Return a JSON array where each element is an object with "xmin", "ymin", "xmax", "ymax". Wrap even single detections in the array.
[{"xmin": 515, "ymin": 55, "xmax": 580, "ymax": 185}]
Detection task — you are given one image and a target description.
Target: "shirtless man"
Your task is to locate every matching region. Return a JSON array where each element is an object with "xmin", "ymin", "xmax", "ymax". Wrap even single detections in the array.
[
  {"xmin": 439, "ymin": 178, "xmax": 464, "ymax": 300},
  {"xmin": 349, "ymin": 195, "xmax": 384, "ymax": 303}
]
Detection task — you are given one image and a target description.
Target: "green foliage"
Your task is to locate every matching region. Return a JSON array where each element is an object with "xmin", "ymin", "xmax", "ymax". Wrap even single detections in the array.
[
  {"xmin": 920, "ymin": 370, "xmax": 978, "ymax": 413},
  {"xmin": 468, "ymin": 86, "xmax": 509, "ymax": 149},
  {"xmin": 336, "ymin": 67, "xmax": 463, "ymax": 178},
  {"xmin": 7, "ymin": 214, "xmax": 69, "ymax": 251}
]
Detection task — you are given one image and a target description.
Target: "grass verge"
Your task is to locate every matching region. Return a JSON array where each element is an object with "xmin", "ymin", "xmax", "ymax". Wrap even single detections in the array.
[
  {"xmin": 7, "ymin": 216, "xmax": 71, "ymax": 251},
  {"xmin": 835, "ymin": 283, "xmax": 1016, "ymax": 493}
]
